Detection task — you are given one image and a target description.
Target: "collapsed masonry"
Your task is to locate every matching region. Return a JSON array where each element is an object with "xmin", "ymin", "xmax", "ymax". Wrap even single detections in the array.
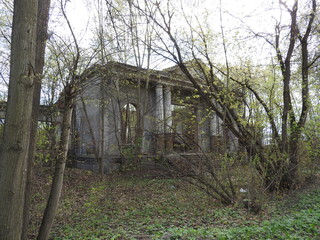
[{"xmin": 71, "ymin": 61, "xmax": 238, "ymax": 173}]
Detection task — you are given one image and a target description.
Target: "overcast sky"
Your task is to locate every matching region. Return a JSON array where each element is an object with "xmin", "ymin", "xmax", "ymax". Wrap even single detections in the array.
[
  {"xmin": 51, "ymin": 0, "xmax": 297, "ymax": 65},
  {"xmin": 61, "ymin": 0, "xmax": 295, "ymax": 32}
]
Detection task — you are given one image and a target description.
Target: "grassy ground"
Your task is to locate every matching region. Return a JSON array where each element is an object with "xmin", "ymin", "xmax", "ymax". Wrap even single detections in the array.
[{"xmin": 29, "ymin": 168, "xmax": 320, "ymax": 240}]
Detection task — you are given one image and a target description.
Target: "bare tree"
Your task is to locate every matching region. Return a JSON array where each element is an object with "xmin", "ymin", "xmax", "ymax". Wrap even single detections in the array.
[
  {"xmin": 36, "ymin": 0, "xmax": 95, "ymax": 238},
  {"xmin": 83, "ymin": 0, "xmax": 158, "ymax": 167},
  {"xmin": 132, "ymin": 0, "xmax": 318, "ymax": 191}
]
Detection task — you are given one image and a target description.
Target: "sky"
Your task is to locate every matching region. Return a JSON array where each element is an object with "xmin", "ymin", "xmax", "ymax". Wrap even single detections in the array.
[
  {"xmin": 0, "ymin": 0, "xmax": 315, "ymax": 101},
  {"xmin": 0, "ymin": 0, "xmax": 302, "ymax": 89},
  {"xmin": 61, "ymin": 0, "xmax": 295, "ymax": 31},
  {"xmin": 52, "ymin": 0, "xmax": 298, "ymax": 68}
]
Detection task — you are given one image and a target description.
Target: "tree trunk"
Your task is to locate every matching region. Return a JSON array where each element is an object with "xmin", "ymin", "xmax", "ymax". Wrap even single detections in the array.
[
  {"xmin": 37, "ymin": 91, "xmax": 74, "ymax": 240},
  {"xmin": 0, "ymin": 1, "xmax": 38, "ymax": 239},
  {"xmin": 22, "ymin": 0, "xmax": 51, "ymax": 239},
  {"xmin": 279, "ymin": 133, "xmax": 300, "ymax": 190}
]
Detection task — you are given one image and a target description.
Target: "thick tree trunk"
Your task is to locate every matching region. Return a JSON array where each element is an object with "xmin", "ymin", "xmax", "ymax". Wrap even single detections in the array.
[
  {"xmin": 22, "ymin": 0, "xmax": 51, "ymax": 239},
  {"xmin": 0, "ymin": 1, "xmax": 38, "ymax": 239},
  {"xmin": 279, "ymin": 134, "xmax": 300, "ymax": 190},
  {"xmin": 258, "ymin": 137, "xmax": 300, "ymax": 192},
  {"xmin": 37, "ymin": 92, "xmax": 74, "ymax": 240}
]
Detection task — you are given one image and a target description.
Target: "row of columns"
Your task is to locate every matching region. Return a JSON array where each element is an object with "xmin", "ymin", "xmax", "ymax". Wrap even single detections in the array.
[{"xmin": 154, "ymin": 83, "xmax": 237, "ymax": 154}]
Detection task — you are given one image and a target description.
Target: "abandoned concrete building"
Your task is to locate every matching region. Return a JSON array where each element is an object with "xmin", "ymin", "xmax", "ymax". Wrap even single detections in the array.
[{"xmin": 71, "ymin": 61, "xmax": 238, "ymax": 172}]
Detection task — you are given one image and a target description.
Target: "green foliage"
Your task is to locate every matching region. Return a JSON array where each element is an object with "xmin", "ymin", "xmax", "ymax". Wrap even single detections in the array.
[
  {"xmin": 154, "ymin": 190, "xmax": 320, "ymax": 240},
  {"xmin": 35, "ymin": 123, "xmax": 58, "ymax": 164},
  {"xmin": 30, "ymin": 169, "xmax": 320, "ymax": 240}
]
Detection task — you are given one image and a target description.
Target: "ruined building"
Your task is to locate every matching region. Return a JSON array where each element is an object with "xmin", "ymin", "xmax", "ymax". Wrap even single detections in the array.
[{"xmin": 71, "ymin": 61, "xmax": 238, "ymax": 172}]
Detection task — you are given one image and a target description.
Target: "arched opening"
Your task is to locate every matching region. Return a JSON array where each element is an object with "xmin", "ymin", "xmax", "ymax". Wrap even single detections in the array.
[{"xmin": 121, "ymin": 103, "xmax": 137, "ymax": 145}]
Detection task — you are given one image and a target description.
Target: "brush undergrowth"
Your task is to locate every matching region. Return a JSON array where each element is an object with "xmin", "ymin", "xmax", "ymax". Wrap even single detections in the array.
[{"xmin": 29, "ymin": 168, "xmax": 320, "ymax": 240}]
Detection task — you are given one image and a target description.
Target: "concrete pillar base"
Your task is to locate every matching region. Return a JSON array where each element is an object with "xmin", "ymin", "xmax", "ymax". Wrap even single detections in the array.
[
  {"xmin": 165, "ymin": 133, "xmax": 174, "ymax": 153},
  {"xmin": 156, "ymin": 133, "xmax": 165, "ymax": 154},
  {"xmin": 210, "ymin": 135, "xmax": 223, "ymax": 153}
]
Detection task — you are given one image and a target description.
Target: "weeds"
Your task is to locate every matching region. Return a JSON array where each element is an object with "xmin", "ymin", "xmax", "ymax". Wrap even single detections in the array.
[{"xmin": 29, "ymin": 169, "xmax": 320, "ymax": 239}]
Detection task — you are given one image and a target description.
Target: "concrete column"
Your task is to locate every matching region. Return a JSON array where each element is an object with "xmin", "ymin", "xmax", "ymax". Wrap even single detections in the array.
[
  {"xmin": 228, "ymin": 127, "xmax": 239, "ymax": 152},
  {"xmin": 193, "ymin": 107, "xmax": 200, "ymax": 151},
  {"xmin": 210, "ymin": 112, "xmax": 223, "ymax": 152},
  {"xmin": 209, "ymin": 113, "xmax": 218, "ymax": 136},
  {"xmin": 155, "ymin": 84, "xmax": 165, "ymax": 153},
  {"xmin": 155, "ymin": 84, "xmax": 164, "ymax": 131},
  {"xmin": 197, "ymin": 105, "xmax": 210, "ymax": 152},
  {"xmin": 164, "ymin": 86, "xmax": 173, "ymax": 152},
  {"xmin": 164, "ymin": 86, "xmax": 172, "ymax": 132}
]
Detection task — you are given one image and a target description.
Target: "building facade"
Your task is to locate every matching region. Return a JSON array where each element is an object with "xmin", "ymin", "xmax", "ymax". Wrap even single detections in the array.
[{"xmin": 71, "ymin": 61, "xmax": 238, "ymax": 172}]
